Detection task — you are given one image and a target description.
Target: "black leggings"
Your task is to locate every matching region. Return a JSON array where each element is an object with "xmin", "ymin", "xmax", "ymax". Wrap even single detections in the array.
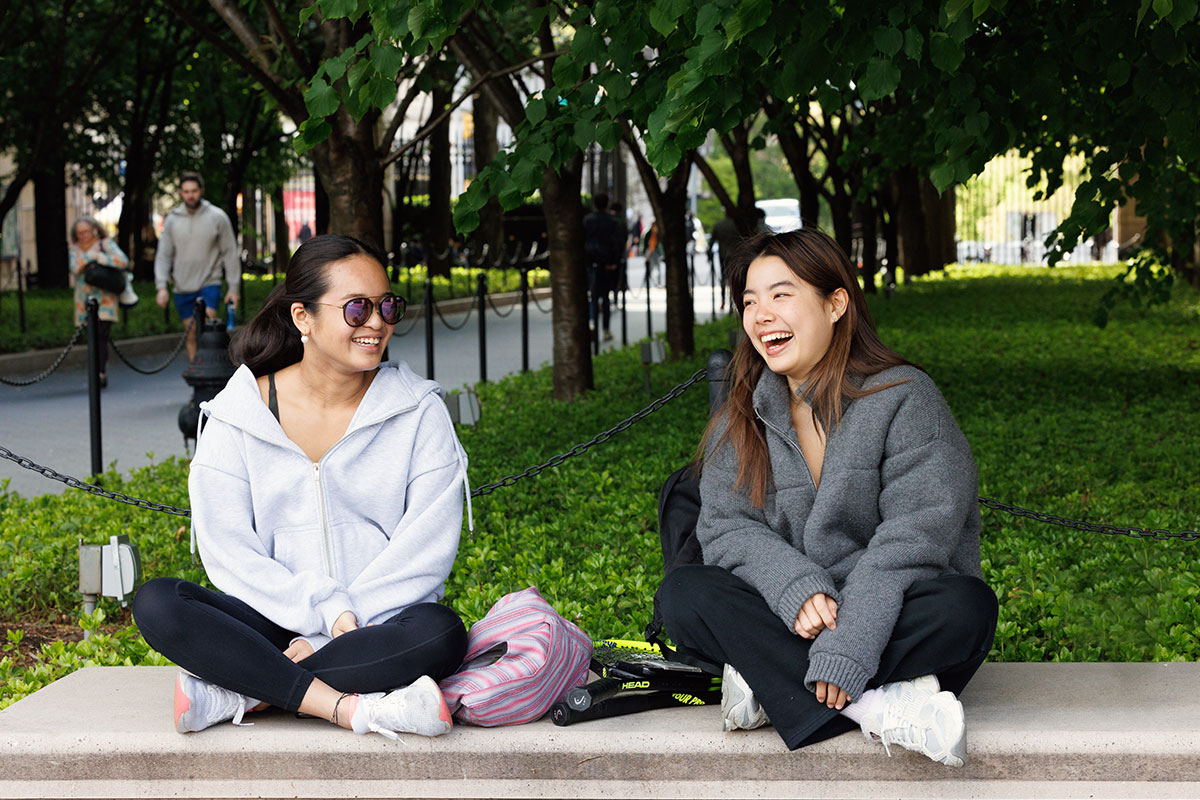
[
  {"xmin": 132, "ymin": 577, "xmax": 468, "ymax": 712},
  {"xmin": 659, "ymin": 565, "xmax": 998, "ymax": 751}
]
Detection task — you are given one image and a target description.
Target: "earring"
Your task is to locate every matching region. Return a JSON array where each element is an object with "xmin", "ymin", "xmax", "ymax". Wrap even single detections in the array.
[{"xmin": 300, "ymin": 334, "xmax": 309, "ymax": 343}]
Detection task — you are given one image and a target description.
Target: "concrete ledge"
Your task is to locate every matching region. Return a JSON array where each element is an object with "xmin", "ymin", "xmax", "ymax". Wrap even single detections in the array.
[{"xmin": 2, "ymin": 663, "xmax": 1199, "ymax": 798}]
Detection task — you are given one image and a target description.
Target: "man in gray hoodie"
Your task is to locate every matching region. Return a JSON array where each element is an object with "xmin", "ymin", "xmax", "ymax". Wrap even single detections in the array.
[{"xmin": 154, "ymin": 173, "xmax": 240, "ymax": 360}]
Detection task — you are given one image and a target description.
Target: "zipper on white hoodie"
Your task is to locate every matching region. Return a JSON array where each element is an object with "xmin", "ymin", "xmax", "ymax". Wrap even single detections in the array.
[{"xmin": 312, "ymin": 463, "xmax": 336, "ymax": 580}]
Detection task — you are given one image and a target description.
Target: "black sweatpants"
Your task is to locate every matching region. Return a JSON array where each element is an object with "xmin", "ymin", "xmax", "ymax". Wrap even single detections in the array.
[
  {"xmin": 659, "ymin": 565, "xmax": 998, "ymax": 750},
  {"xmin": 132, "ymin": 577, "xmax": 468, "ymax": 712}
]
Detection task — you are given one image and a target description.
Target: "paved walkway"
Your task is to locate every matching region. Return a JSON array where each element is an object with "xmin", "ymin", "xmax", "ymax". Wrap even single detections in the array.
[{"xmin": 0, "ymin": 256, "xmax": 727, "ymax": 499}]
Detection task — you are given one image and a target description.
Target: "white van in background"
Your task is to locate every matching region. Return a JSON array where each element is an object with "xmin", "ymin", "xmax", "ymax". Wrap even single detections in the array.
[{"xmin": 755, "ymin": 198, "xmax": 802, "ymax": 233}]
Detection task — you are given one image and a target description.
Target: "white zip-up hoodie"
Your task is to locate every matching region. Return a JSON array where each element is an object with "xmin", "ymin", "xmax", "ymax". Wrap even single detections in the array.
[{"xmin": 190, "ymin": 361, "xmax": 471, "ymax": 651}]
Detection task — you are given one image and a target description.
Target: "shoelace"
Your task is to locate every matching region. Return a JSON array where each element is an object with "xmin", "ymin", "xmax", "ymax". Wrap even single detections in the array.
[
  {"xmin": 870, "ymin": 687, "xmax": 926, "ymax": 758},
  {"xmin": 199, "ymin": 682, "xmax": 252, "ymax": 727}
]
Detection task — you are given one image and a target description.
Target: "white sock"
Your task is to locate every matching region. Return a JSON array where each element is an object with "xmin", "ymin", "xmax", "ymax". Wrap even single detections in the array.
[{"xmin": 839, "ymin": 686, "xmax": 883, "ymax": 725}]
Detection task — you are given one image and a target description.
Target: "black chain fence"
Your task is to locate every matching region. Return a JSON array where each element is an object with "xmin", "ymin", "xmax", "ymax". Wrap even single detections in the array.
[
  {"xmin": 0, "ymin": 325, "xmax": 86, "ymax": 387},
  {"xmin": 1, "ymin": 366, "xmax": 1195, "ymax": 541},
  {"xmin": 108, "ymin": 321, "xmax": 192, "ymax": 375},
  {"xmin": 433, "ymin": 295, "xmax": 477, "ymax": 331}
]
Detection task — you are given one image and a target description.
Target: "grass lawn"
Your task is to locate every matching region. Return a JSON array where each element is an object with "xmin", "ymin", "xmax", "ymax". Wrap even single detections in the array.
[{"xmin": 1, "ymin": 262, "xmax": 1198, "ymax": 708}]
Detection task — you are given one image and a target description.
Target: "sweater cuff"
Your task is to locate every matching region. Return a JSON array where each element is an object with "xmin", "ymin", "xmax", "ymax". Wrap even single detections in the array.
[
  {"xmin": 805, "ymin": 652, "xmax": 870, "ymax": 701},
  {"xmin": 317, "ymin": 594, "xmax": 355, "ymax": 638},
  {"xmin": 775, "ymin": 573, "xmax": 840, "ymax": 630}
]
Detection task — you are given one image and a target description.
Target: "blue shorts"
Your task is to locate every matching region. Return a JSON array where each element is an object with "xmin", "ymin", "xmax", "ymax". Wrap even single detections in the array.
[{"xmin": 174, "ymin": 285, "xmax": 222, "ymax": 321}]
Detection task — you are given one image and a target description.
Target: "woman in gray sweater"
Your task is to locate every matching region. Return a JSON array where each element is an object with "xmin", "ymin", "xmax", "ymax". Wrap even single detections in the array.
[{"xmin": 659, "ymin": 228, "xmax": 997, "ymax": 766}]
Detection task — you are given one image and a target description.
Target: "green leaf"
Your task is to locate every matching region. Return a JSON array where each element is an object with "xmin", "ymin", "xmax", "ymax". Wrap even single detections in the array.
[
  {"xmin": 294, "ymin": 118, "xmax": 332, "ymax": 155},
  {"xmin": 946, "ymin": 0, "xmax": 974, "ymax": 20},
  {"xmin": 649, "ymin": 6, "xmax": 676, "ymax": 36},
  {"xmin": 452, "ymin": 203, "xmax": 480, "ymax": 235},
  {"xmin": 597, "ymin": 119, "xmax": 621, "ymax": 149},
  {"xmin": 858, "ymin": 58, "xmax": 901, "ymax": 102},
  {"xmin": 873, "ymin": 27, "xmax": 903, "ymax": 57},
  {"xmin": 324, "ymin": 52, "xmax": 350, "ymax": 82},
  {"xmin": 303, "ymin": 77, "xmax": 340, "ymax": 118},
  {"xmin": 370, "ymin": 43, "xmax": 406, "ymax": 79},
  {"xmin": 320, "ymin": 0, "xmax": 359, "ymax": 19},
  {"xmin": 698, "ymin": 30, "xmax": 724, "ymax": 65},
  {"xmin": 573, "ymin": 26, "xmax": 603, "ymax": 64},
  {"xmin": 347, "ymin": 58, "xmax": 371, "ymax": 92},
  {"xmin": 408, "ymin": 4, "xmax": 430, "ymax": 38},
  {"xmin": 300, "ymin": 4, "xmax": 320, "ymax": 27},
  {"xmin": 1151, "ymin": 24, "xmax": 1187, "ymax": 65},
  {"xmin": 696, "ymin": 2, "xmax": 721, "ymax": 34},
  {"xmin": 930, "ymin": 161, "xmax": 956, "ymax": 193},
  {"xmin": 903, "ymin": 29, "xmax": 923, "ymax": 61},
  {"xmin": 574, "ymin": 119, "xmax": 597, "ymax": 151},
  {"xmin": 526, "ymin": 97, "xmax": 547, "ymax": 125},
  {"xmin": 366, "ymin": 72, "xmax": 397, "ymax": 109},
  {"xmin": 1153, "ymin": 0, "xmax": 1174, "ymax": 18},
  {"xmin": 930, "ymin": 32, "xmax": 965, "ymax": 72}
]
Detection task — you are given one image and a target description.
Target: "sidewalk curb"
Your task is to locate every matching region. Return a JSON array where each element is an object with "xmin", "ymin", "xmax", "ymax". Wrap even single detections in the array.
[{"xmin": 0, "ymin": 288, "xmax": 552, "ymax": 379}]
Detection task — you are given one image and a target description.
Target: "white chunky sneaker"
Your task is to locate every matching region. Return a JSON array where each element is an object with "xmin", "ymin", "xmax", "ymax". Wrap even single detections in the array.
[
  {"xmin": 352, "ymin": 675, "xmax": 453, "ymax": 740},
  {"xmin": 174, "ymin": 673, "xmax": 255, "ymax": 733},
  {"xmin": 860, "ymin": 676, "xmax": 966, "ymax": 767},
  {"xmin": 721, "ymin": 663, "xmax": 770, "ymax": 732}
]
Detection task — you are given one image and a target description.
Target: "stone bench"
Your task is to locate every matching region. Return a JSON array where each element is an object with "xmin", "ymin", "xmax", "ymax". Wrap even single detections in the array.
[{"xmin": 1, "ymin": 663, "xmax": 1198, "ymax": 799}]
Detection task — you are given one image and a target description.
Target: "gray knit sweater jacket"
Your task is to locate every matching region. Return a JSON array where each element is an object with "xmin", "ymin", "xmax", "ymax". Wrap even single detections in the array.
[{"xmin": 697, "ymin": 365, "xmax": 982, "ymax": 700}]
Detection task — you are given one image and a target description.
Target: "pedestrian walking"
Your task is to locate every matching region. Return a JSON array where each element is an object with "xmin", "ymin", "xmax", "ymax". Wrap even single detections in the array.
[
  {"xmin": 68, "ymin": 217, "xmax": 130, "ymax": 389},
  {"xmin": 583, "ymin": 193, "xmax": 622, "ymax": 342},
  {"xmin": 154, "ymin": 172, "xmax": 240, "ymax": 361}
]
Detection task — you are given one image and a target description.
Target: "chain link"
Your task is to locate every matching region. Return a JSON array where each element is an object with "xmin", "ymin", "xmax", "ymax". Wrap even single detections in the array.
[
  {"xmin": 0, "ymin": 326, "xmax": 86, "ymax": 387},
  {"xmin": 979, "ymin": 497, "xmax": 1200, "ymax": 541},
  {"xmin": 3, "ymin": 366, "xmax": 1196, "ymax": 543},
  {"xmin": 433, "ymin": 294, "xmax": 477, "ymax": 330},
  {"xmin": 469, "ymin": 368, "xmax": 708, "ymax": 497},
  {"xmin": 108, "ymin": 321, "xmax": 192, "ymax": 375},
  {"xmin": 0, "ymin": 445, "xmax": 192, "ymax": 517},
  {"xmin": 530, "ymin": 287, "xmax": 553, "ymax": 314},
  {"xmin": 485, "ymin": 292, "xmax": 518, "ymax": 317}
]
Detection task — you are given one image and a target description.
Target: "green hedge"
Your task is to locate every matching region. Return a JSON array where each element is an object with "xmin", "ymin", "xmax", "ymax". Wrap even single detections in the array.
[
  {"xmin": 2, "ymin": 262, "xmax": 1198, "ymax": 708},
  {"xmin": 0, "ymin": 267, "xmax": 549, "ymax": 354}
]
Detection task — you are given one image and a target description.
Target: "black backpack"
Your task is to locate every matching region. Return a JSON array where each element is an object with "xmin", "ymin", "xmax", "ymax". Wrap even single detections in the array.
[{"xmin": 645, "ymin": 464, "xmax": 703, "ymax": 651}]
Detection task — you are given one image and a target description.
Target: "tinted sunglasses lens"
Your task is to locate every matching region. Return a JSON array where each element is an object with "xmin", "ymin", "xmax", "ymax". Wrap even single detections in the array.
[
  {"xmin": 342, "ymin": 298, "xmax": 372, "ymax": 326},
  {"xmin": 380, "ymin": 296, "xmax": 406, "ymax": 324}
]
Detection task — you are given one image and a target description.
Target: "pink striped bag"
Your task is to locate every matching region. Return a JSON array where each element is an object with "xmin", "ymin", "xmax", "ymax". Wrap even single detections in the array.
[{"xmin": 438, "ymin": 587, "xmax": 592, "ymax": 726}]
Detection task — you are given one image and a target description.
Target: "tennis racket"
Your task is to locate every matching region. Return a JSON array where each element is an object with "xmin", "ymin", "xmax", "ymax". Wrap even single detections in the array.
[
  {"xmin": 565, "ymin": 639, "xmax": 720, "ymax": 712},
  {"xmin": 550, "ymin": 687, "xmax": 720, "ymax": 726}
]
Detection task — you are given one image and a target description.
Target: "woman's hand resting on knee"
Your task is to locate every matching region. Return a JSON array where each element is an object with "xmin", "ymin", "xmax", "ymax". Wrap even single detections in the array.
[
  {"xmin": 815, "ymin": 681, "xmax": 849, "ymax": 710},
  {"xmin": 283, "ymin": 639, "xmax": 315, "ymax": 662},
  {"xmin": 794, "ymin": 593, "xmax": 838, "ymax": 639}
]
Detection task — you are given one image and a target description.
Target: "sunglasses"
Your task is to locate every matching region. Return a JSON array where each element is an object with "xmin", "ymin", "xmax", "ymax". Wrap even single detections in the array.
[{"xmin": 316, "ymin": 295, "xmax": 407, "ymax": 327}]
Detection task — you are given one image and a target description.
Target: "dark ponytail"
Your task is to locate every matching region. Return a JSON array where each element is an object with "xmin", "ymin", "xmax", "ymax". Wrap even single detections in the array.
[{"xmin": 231, "ymin": 234, "xmax": 386, "ymax": 376}]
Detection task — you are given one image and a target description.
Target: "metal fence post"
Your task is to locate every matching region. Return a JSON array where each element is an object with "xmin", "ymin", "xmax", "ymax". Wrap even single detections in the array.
[
  {"xmin": 520, "ymin": 268, "xmax": 529, "ymax": 373},
  {"xmin": 17, "ymin": 259, "xmax": 27, "ymax": 333},
  {"xmin": 707, "ymin": 349, "xmax": 733, "ymax": 414},
  {"xmin": 645, "ymin": 260, "xmax": 652, "ymax": 339},
  {"xmin": 477, "ymin": 272, "xmax": 487, "ymax": 383},
  {"xmin": 710, "ymin": 253, "xmax": 716, "ymax": 321},
  {"xmin": 86, "ymin": 299, "xmax": 103, "ymax": 477},
  {"xmin": 423, "ymin": 279, "xmax": 434, "ymax": 380}
]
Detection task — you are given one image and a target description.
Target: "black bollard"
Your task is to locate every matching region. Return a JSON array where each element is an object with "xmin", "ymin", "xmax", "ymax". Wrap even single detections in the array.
[
  {"xmin": 17, "ymin": 259, "xmax": 27, "ymax": 333},
  {"xmin": 620, "ymin": 284, "xmax": 628, "ymax": 347},
  {"xmin": 707, "ymin": 349, "xmax": 733, "ymax": 415},
  {"xmin": 589, "ymin": 274, "xmax": 599, "ymax": 356},
  {"xmin": 520, "ymin": 268, "xmax": 529, "ymax": 373},
  {"xmin": 178, "ymin": 298, "xmax": 237, "ymax": 447},
  {"xmin": 710, "ymin": 253, "xmax": 716, "ymax": 321},
  {"xmin": 645, "ymin": 261, "xmax": 652, "ymax": 339},
  {"xmin": 423, "ymin": 279, "xmax": 434, "ymax": 380},
  {"xmin": 86, "ymin": 298, "xmax": 102, "ymax": 476},
  {"xmin": 477, "ymin": 272, "xmax": 488, "ymax": 383}
]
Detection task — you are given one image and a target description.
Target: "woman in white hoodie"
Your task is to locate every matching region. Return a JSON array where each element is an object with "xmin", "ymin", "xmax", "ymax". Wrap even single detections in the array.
[{"xmin": 133, "ymin": 234, "xmax": 471, "ymax": 739}]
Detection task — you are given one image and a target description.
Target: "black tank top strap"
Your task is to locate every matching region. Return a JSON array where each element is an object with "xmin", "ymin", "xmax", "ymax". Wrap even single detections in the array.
[{"xmin": 268, "ymin": 372, "xmax": 280, "ymax": 423}]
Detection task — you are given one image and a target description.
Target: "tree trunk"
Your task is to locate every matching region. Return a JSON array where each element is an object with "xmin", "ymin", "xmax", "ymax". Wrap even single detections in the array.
[
  {"xmin": 33, "ymin": 156, "xmax": 68, "ymax": 289},
  {"xmin": 877, "ymin": 187, "xmax": 899, "ymax": 286},
  {"xmin": 723, "ymin": 125, "xmax": 759, "ymax": 235},
  {"xmin": 242, "ymin": 184, "xmax": 259, "ymax": 264},
  {"xmin": 919, "ymin": 178, "xmax": 955, "ymax": 272},
  {"xmin": 660, "ymin": 161, "xmax": 694, "ymax": 359},
  {"xmin": 541, "ymin": 154, "xmax": 593, "ymax": 400},
  {"xmin": 472, "ymin": 90, "xmax": 503, "ymax": 262},
  {"xmin": 427, "ymin": 75, "xmax": 453, "ymax": 278},
  {"xmin": 273, "ymin": 185, "xmax": 289, "ymax": 275},
  {"xmin": 315, "ymin": 169, "xmax": 330, "ymax": 235},
  {"xmin": 310, "ymin": 110, "xmax": 384, "ymax": 248},
  {"xmin": 893, "ymin": 167, "xmax": 931, "ymax": 278},
  {"xmin": 856, "ymin": 196, "xmax": 878, "ymax": 294}
]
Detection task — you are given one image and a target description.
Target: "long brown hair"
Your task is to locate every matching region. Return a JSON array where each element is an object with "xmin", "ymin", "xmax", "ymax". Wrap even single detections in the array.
[{"xmin": 700, "ymin": 227, "xmax": 915, "ymax": 507}]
